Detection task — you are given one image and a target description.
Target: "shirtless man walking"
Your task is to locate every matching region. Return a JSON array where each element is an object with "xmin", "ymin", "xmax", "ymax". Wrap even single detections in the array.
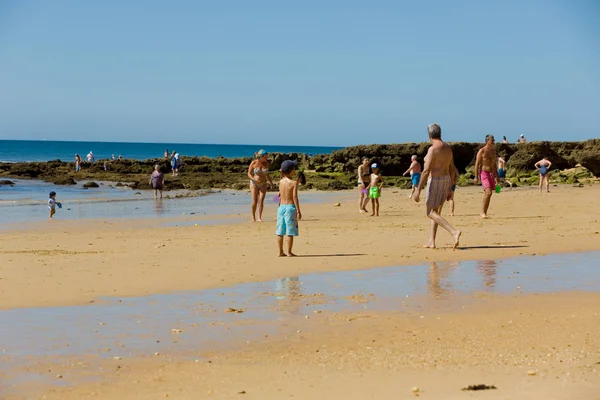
[
  {"xmin": 403, "ymin": 155, "xmax": 422, "ymax": 199},
  {"xmin": 474, "ymin": 134, "xmax": 498, "ymax": 219},
  {"xmin": 414, "ymin": 124, "xmax": 461, "ymax": 249}
]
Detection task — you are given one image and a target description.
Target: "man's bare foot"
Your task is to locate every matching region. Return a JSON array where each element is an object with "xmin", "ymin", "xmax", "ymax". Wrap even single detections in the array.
[
  {"xmin": 370, "ymin": 213, "xmax": 375, "ymax": 217},
  {"xmin": 453, "ymin": 230, "xmax": 461, "ymax": 249},
  {"xmin": 287, "ymin": 252, "xmax": 297, "ymax": 257},
  {"xmin": 257, "ymin": 219, "xmax": 263, "ymax": 222},
  {"xmin": 278, "ymin": 253, "xmax": 286, "ymax": 257},
  {"xmin": 422, "ymin": 242, "xmax": 435, "ymax": 249},
  {"xmin": 480, "ymin": 213, "xmax": 489, "ymax": 219},
  {"xmin": 450, "ymin": 213, "xmax": 454, "ymax": 216}
]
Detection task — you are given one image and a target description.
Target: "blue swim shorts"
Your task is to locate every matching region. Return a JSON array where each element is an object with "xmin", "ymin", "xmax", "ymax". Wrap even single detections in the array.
[
  {"xmin": 411, "ymin": 173, "xmax": 421, "ymax": 186},
  {"xmin": 498, "ymin": 168, "xmax": 506, "ymax": 178},
  {"xmin": 276, "ymin": 204, "xmax": 299, "ymax": 237}
]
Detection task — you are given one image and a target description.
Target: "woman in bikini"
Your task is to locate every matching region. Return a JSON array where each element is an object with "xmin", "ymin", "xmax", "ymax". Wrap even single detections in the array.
[
  {"xmin": 535, "ymin": 156, "xmax": 552, "ymax": 194},
  {"xmin": 248, "ymin": 149, "xmax": 274, "ymax": 222},
  {"xmin": 357, "ymin": 158, "xmax": 371, "ymax": 213}
]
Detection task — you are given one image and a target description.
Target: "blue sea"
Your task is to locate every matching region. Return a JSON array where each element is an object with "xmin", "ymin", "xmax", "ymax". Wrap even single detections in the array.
[{"xmin": 0, "ymin": 140, "xmax": 341, "ymax": 162}]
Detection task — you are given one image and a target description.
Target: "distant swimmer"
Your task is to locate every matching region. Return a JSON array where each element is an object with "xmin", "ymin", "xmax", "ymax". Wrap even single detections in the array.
[
  {"xmin": 357, "ymin": 158, "xmax": 371, "ymax": 213},
  {"xmin": 150, "ymin": 164, "xmax": 165, "ymax": 199},
  {"xmin": 403, "ymin": 155, "xmax": 422, "ymax": 200},
  {"xmin": 413, "ymin": 123, "xmax": 461, "ymax": 249},
  {"xmin": 535, "ymin": 156, "xmax": 552, "ymax": 194},
  {"xmin": 474, "ymin": 134, "xmax": 498, "ymax": 219}
]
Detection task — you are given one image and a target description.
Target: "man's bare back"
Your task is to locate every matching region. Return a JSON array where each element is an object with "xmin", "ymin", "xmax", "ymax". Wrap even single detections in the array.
[
  {"xmin": 497, "ymin": 157, "xmax": 505, "ymax": 170},
  {"xmin": 426, "ymin": 141, "xmax": 453, "ymax": 177}
]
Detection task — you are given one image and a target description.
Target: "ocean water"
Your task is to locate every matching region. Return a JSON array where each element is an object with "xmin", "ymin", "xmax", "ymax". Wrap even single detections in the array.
[
  {"xmin": 0, "ymin": 140, "xmax": 341, "ymax": 162},
  {"xmin": 0, "ymin": 178, "xmax": 335, "ymax": 226}
]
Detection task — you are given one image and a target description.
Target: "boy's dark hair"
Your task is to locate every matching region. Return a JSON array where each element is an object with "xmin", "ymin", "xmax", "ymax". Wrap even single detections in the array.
[
  {"xmin": 297, "ymin": 171, "xmax": 306, "ymax": 185},
  {"xmin": 49, "ymin": 191, "xmax": 56, "ymax": 198}
]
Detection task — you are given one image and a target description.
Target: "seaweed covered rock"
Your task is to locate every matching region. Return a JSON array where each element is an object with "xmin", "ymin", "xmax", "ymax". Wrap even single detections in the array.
[
  {"xmin": 83, "ymin": 181, "xmax": 100, "ymax": 188},
  {"xmin": 0, "ymin": 179, "xmax": 15, "ymax": 186},
  {"xmin": 54, "ymin": 177, "xmax": 77, "ymax": 185}
]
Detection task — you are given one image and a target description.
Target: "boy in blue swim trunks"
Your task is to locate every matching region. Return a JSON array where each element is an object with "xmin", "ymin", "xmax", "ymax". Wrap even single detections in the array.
[
  {"xmin": 366, "ymin": 163, "xmax": 384, "ymax": 216},
  {"xmin": 276, "ymin": 160, "xmax": 302, "ymax": 257}
]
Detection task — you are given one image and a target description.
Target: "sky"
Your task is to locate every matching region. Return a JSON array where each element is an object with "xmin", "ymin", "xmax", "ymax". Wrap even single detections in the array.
[{"xmin": 0, "ymin": 0, "xmax": 598, "ymax": 146}]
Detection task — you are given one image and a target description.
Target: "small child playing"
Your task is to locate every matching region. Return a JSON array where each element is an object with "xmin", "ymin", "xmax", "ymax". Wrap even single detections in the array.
[
  {"xmin": 366, "ymin": 163, "xmax": 384, "ymax": 216},
  {"xmin": 48, "ymin": 191, "xmax": 62, "ymax": 220},
  {"xmin": 276, "ymin": 160, "xmax": 302, "ymax": 257}
]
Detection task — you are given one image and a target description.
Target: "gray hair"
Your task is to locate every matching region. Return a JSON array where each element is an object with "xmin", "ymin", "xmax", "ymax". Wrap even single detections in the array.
[
  {"xmin": 411, "ymin": 155, "xmax": 417, "ymax": 161},
  {"xmin": 154, "ymin": 164, "xmax": 160, "ymax": 170},
  {"xmin": 428, "ymin": 123, "xmax": 442, "ymax": 139}
]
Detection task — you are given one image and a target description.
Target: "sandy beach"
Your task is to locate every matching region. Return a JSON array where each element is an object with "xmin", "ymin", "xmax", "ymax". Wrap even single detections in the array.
[{"xmin": 2, "ymin": 184, "xmax": 600, "ymax": 399}]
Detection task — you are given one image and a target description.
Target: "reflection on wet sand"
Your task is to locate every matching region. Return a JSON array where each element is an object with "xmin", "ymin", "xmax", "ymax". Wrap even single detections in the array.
[
  {"xmin": 428, "ymin": 261, "xmax": 459, "ymax": 297},
  {"xmin": 153, "ymin": 198, "xmax": 165, "ymax": 215},
  {"xmin": 477, "ymin": 259, "xmax": 497, "ymax": 289},
  {"xmin": 275, "ymin": 277, "xmax": 302, "ymax": 315}
]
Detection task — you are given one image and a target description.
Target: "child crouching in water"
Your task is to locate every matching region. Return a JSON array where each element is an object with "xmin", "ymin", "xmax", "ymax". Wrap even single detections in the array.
[
  {"xmin": 276, "ymin": 160, "xmax": 302, "ymax": 257},
  {"xmin": 366, "ymin": 163, "xmax": 384, "ymax": 216}
]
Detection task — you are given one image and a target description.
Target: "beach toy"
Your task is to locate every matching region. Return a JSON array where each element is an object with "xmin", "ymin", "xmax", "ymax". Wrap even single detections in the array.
[
  {"xmin": 273, "ymin": 194, "xmax": 280, "ymax": 203},
  {"xmin": 57, "ymin": 202, "xmax": 62, "ymax": 209},
  {"xmin": 495, "ymin": 184, "xmax": 501, "ymax": 194},
  {"xmin": 361, "ymin": 188, "xmax": 368, "ymax": 194}
]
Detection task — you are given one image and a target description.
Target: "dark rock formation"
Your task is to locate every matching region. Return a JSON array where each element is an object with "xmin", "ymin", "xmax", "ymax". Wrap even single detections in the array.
[
  {"xmin": 0, "ymin": 179, "xmax": 15, "ymax": 186},
  {"xmin": 83, "ymin": 181, "xmax": 100, "ymax": 188},
  {"xmin": 53, "ymin": 177, "xmax": 77, "ymax": 185}
]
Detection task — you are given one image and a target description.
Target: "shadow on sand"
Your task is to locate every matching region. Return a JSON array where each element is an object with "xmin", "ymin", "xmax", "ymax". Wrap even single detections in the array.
[
  {"xmin": 459, "ymin": 245, "xmax": 529, "ymax": 250},
  {"xmin": 297, "ymin": 253, "xmax": 366, "ymax": 258}
]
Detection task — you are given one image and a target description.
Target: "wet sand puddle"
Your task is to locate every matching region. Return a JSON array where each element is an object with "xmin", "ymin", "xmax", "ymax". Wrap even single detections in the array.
[{"xmin": 1, "ymin": 251, "xmax": 599, "ymax": 393}]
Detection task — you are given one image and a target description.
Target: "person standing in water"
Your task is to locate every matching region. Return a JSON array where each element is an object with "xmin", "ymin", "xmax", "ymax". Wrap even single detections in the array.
[
  {"xmin": 413, "ymin": 124, "xmax": 461, "ymax": 249},
  {"xmin": 357, "ymin": 158, "xmax": 371, "ymax": 213},
  {"xmin": 474, "ymin": 134, "xmax": 498, "ymax": 219},
  {"xmin": 403, "ymin": 155, "xmax": 422, "ymax": 199},
  {"xmin": 248, "ymin": 149, "xmax": 273, "ymax": 222},
  {"xmin": 535, "ymin": 156, "xmax": 552, "ymax": 193},
  {"xmin": 150, "ymin": 165, "xmax": 165, "ymax": 199}
]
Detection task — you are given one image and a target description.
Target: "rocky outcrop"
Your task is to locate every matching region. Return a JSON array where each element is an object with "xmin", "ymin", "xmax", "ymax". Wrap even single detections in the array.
[{"xmin": 0, "ymin": 140, "xmax": 597, "ymax": 191}]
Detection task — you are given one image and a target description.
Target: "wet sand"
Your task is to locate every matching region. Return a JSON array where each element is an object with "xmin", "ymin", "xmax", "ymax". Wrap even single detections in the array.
[
  {"xmin": 2, "ymin": 184, "xmax": 600, "ymax": 399},
  {"xmin": 1, "ymin": 185, "xmax": 599, "ymax": 309}
]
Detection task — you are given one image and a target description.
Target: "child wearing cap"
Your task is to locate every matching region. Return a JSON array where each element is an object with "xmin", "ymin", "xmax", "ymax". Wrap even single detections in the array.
[
  {"xmin": 48, "ymin": 191, "xmax": 62, "ymax": 220},
  {"xmin": 276, "ymin": 160, "xmax": 302, "ymax": 257},
  {"xmin": 366, "ymin": 163, "xmax": 384, "ymax": 216}
]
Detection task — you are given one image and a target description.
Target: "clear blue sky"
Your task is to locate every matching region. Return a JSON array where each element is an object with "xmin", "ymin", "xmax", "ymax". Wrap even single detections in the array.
[{"xmin": 0, "ymin": 0, "xmax": 598, "ymax": 145}]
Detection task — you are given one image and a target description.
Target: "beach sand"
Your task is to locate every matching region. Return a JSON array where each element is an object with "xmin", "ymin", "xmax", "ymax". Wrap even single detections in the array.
[{"xmin": 2, "ymin": 184, "xmax": 600, "ymax": 399}]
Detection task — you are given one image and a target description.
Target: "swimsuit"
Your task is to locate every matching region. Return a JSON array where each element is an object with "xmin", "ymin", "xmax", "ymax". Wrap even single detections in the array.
[
  {"xmin": 411, "ymin": 173, "xmax": 421, "ymax": 187},
  {"xmin": 48, "ymin": 198, "xmax": 56, "ymax": 211},
  {"xmin": 251, "ymin": 167, "xmax": 269, "ymax": 189},
  {"xmin": 276, "ymin": 204, "xmax": 299, "ymax": 237},
  {"xmin": 480, "ymin": 171, "xmax": 495, "ymax": 190},
  {"xmin": 498, "ymin": 168, "xmax": 506, "ymax": 178},
  {"xmin": 426, "ymin": 175, "xmax": 451, "ymax": 210},
  {"xmin": 151, "ymin": 171, "xmax": 164, "ymax": 190},
  {"xmin": 369, "ymin": 186, "xmax": 381, "ymax": 199},
  {"xmin": 539, "ymin": 165, "xmax": 549, "ymax": 176}
]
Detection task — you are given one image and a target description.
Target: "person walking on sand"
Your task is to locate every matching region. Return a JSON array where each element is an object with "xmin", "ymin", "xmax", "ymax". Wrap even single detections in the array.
[
  {"xmin": 48, "ymin": 191, "xmax": 61, "ymax": 220},
  {"xmin": 447, "ymin": 165, "xmax": 459, "ymax": 216},
  {"xmin": 535, "ymin": 156, "xmax": 552, "ymax": 194},
  {"xmin": 497, "ymin": 154, "xmax": 506, "ymax": 184},
  {"xmin": 403, "ymin": 155, "xmax": 422, "ymax": 199},
  {"xmin": 366, "ymin": 163, "xmax": 384, "ymax": 216},
  {"xmin": 474, "ymin": 134, "xmax": 498, "ymax": 219},
  {"xmin": 413, "ymin": 124, "xmax": 461, "ymax": 249},
  {"xmin": 276, "ymin": 160, "xmax": 302, "ymax": 257},
  {"xmin": 357, "ymin": 158, "xmax": 371, "ymax": 213},
  {"xmin": 150, "ymin": 165, "xmax": 165, "ymax": 199},
  {"xmin": 248, "ymin": 149, "xmax": 273, "ymax": 222}
]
